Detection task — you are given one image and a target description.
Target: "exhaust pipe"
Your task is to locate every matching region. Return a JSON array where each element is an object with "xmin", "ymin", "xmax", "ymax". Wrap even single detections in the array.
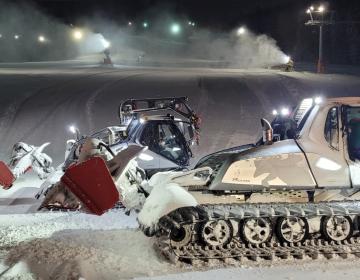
[{"xmin": 261, "ymin": 118, "xmax": 273, "ymax": 145}]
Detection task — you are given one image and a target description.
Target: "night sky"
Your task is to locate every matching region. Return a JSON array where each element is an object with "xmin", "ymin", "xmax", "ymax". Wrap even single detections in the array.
[
  {"xmin": 4, "ymin": 0, "xmax": 360, "ymax": 63},
  {"xmin": 29, "ymin": 0, "xmax": 360, "ymax": 48}
]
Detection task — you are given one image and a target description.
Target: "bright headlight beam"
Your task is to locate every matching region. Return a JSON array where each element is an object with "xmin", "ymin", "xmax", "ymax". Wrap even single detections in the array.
[
  {"xmin": 69, "ymin": 125, "xmax": 77, "ymax": 134},
  {"xmin": 314, "ymin": 96, "xmax": 323, "ymax": 104},
  {"xmin": 281, "ymin": 108, "xmax": 290, "ymax": 116}
]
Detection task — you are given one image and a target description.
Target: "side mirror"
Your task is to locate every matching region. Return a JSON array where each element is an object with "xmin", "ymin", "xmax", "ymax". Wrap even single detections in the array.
[{"xmin": 261, "ymin": 118, "xmax": 273, "ymax": 145}]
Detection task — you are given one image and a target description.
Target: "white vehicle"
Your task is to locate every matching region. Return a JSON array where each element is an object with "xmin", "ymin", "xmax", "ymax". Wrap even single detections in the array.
[{"xmin": 134, "ymin": 96, "xmax": 360, "ymax": 263}]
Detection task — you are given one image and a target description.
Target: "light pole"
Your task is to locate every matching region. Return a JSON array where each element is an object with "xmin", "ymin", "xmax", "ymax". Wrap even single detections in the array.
[{"xmin": 305, "ymin": 5, "xmax": 333, "ymax": 73}]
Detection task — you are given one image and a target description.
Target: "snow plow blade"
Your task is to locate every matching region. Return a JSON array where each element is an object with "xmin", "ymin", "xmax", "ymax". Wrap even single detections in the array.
[
  {"xmin": 61, "ymin": 157, "xmax": 119, "ymax": 215},
  {"xmin": 0, "ymin": 161, "xmax": 15, "ymax": 189}
]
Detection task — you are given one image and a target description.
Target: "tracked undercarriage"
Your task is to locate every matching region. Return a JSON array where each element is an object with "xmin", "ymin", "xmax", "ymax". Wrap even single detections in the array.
[{"xmin": 153, "ymin": 199, "xmax": 360, "ymax": 264}]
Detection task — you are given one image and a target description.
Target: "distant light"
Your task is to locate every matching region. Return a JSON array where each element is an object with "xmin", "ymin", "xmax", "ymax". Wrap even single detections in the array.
[
  {"xmin": 139, "ymin": 118, "xmax": 145, "ymax": 124},
  {"xmin": 318, "ymin": 5, "xmax": 325, "ymax": 13},
  {"xmin": 0, "ymin": 34, "xmax": 2, "ymax": 38},
  {"xmin": 283, "ymin": 55, "xmax": 291, "ymax": 64},
  {"xmin": 281, "ymin": 107, "xmax": 290, "ymax": 116},
  {"xmin": 192, "ymin": 22, "xmax": 195, "ymax": 26},
  {"xmin": 310, "ymin": 6, "xmax": 314, "ymax": 11},
  {"xmin": 314, "ymin": 96, "xmax": 323, "ymax": 104},
  {"xmin": 188, "ymin": 21, "xmax": 192, "ymax": 25},
  {"xmin": 237, "ymin": 27, "xmax": 246, "ymax": 36},
  {"xmin": 14, "ymin": 34, "xmax": 19, "ymax": 40},
  {"xmin": 38, "ymin": 35, "xmax": 45, "ymax": 43},
  {"xmin": 170, "ymin": 23, "xmax": 181, "ymax": 35},
  {"xmin": 128, "ymin": 21, "xmax": 132, "ymax": 26},
  {"xmin": 272, "ymin": 109, "xmax": 278, "ymax": 116},
  {"xmin": 72, "ymin": 30, "xmax": 83, "ymax": 40},
  {"xmin": 306, "ymin": 9, "xmax": 311, "ymax": 14},
  {"xmin": 143, "ymin": 22, "xmax": 148, "ymax": 28}
]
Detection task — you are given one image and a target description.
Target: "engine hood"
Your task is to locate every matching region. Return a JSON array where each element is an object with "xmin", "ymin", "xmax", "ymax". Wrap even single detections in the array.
[
  {"xmin": 195, "ymin": 143, "xmax": 255, "ymax": 169},
  {"xmin": 206, "ymin": 139, "xmax": 316, "ymax": 192}
]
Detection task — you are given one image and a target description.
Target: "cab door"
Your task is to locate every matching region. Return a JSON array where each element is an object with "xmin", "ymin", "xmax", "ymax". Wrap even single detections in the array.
[
  {"xmin": 138, "ymin": 121, "xmax": 190, "ymax": 170},
  {"xmin": 343, "ymin": 105, "xmax": 360, "ymax": 187},
  {"xmin": 137, "ymin": 122, "xmax": 160, "ymax": 170}
]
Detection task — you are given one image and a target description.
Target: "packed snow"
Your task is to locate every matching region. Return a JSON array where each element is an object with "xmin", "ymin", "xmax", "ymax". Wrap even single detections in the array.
[{"xmin": 1, "ymin": 63, "xmax": 360, "ymax": 279}]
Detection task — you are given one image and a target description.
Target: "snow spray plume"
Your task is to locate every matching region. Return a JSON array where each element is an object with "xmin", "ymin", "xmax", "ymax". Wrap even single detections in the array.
[{"xmin": 77, "ymin": 10, "xmax": 288, "ymax": 68}]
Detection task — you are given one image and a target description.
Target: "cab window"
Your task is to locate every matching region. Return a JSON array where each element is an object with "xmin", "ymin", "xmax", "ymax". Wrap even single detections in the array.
[
  {"xmin": 140, "ymin": 122, "xmax": 189, "ymax": 166},
  {"xmin": 324, "ymin": 107, "xmax": 339, "ymax": 150},
  {"xmin": 344, "ymin": 106, "xmax": 360, "ymax": 161}
]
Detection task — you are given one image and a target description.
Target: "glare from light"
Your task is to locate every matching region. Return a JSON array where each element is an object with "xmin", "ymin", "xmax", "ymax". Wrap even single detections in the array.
[
  {"xmin": 314, "ymin": 96, "xmax": 323, "ymax": 104},
  {"xmin": 138, "ymin": 153, "xmax": 153, "ymax": 161},
  {"xmin": 14, "ymin": 34, "xmax": 19, "ymax": 40},
  {"xmin": 0, "ymin": 34, "xmax": 2, "ymax": 38},
  {"xmin": 172, "ymin": 147, "xmax": 181, "ymax": 152},
  {"xmin": 306, "ymin": 9, "xmax": 311, "ymax": 14},
  {"xmin": 310, "ymin": 6, "xmax": 314, "ymax": 11},
  {"xmin": 72, "ymin": 30, "xmax": 83, "ymax": 40},
  {"xmin": 318, "ymin": 5, "xmax": 325, "ymax": 13},
  {"xmin": 101, "ymin": 38, "xmax": 111, "ymax": 48},
  {"xmin": 143, "ymin": 22, "xmax": 148, "ymax": 28},
  {"xmin": 69, "ymin": 125, "xmax": 77, "ymax": 134},
  {"xmin": 316, "ymin": 157, "xmax": 341, "ymax": 171},
  {"xmin": 192, "ymin": 22, "xmax": 195, "ymax": 26},
  {"xmin": 272, "ymin": 109, "xmax": 278, "ymax": 116},
  {"xmin": 237, "ymin": 27, "xmax": 246, "ymax": 36},
  {"xmin": 170, "ymin": 23, "xmax": 181, "ymax": 35},
  {"xmin": 139, "ymin": 118, "xmax": 146, "ymax": 124},
  {"xmin": 128, "ymin": 21, "xmax": 132, "ymax": 26},
  {"xmin": 281, "ymin": 107, "xmax": 290, "ymax": 116},
  {"xmin": 283, "ymin": 55, "xmax": 291, "ymax": 64},
  {"xmin": 188, "ymin": 21, "xmax": 192, "ymax": 25},
  {"xmin": 38, "ymin": 35, "xmax": 45, "ymax": 42}
]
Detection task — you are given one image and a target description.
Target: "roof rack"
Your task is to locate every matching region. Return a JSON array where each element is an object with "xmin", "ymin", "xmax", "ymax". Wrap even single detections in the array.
[
  {"xmin": 118, "ymin": 96, "xmax": 201, "ymax": 144},
  {"xmin": 119, "ymin": 96, "xmax": 194, "ymax": 123}
]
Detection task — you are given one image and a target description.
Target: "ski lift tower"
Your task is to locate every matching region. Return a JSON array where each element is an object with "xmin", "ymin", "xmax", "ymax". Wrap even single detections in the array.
[{"xmin": 305, "ymin": 5, "xmax": 334, "ymax": 73}]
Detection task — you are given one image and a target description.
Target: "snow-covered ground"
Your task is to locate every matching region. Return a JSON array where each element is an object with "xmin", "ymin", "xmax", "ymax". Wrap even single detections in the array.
[{"xmin": 1, "ymin": 62, "xmax": 360, "ymax": 279}]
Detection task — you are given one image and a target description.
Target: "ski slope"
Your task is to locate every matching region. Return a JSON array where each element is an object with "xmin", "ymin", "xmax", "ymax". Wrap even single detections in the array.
[{"xmin": 1, "ymin": 62, "xmax": 360, "ymax": 279}]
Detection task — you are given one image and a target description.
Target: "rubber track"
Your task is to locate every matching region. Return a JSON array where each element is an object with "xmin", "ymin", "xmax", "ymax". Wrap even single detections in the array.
[{"xmin": 153, "ymin": 200, "xmax": 360, "ymax": 264}]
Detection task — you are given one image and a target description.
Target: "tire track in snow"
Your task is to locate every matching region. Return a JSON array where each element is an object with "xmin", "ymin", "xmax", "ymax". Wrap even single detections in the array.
[
  {"xmin": 85, "ymin": 73, "xmax": 145, "ymax": 132},
  {"xmin": 8, "ymin": 69, "xmax": 133, "ymax": 142}
]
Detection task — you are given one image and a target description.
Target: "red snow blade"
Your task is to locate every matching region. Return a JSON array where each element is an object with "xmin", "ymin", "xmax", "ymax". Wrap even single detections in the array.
[
  {"xmin": 61, "ymin": 157, "xmax": 119, "ymax": 215},
  {"xmin": 0, "ymin": 161, "xmax": 15, "ymax": 190}
]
